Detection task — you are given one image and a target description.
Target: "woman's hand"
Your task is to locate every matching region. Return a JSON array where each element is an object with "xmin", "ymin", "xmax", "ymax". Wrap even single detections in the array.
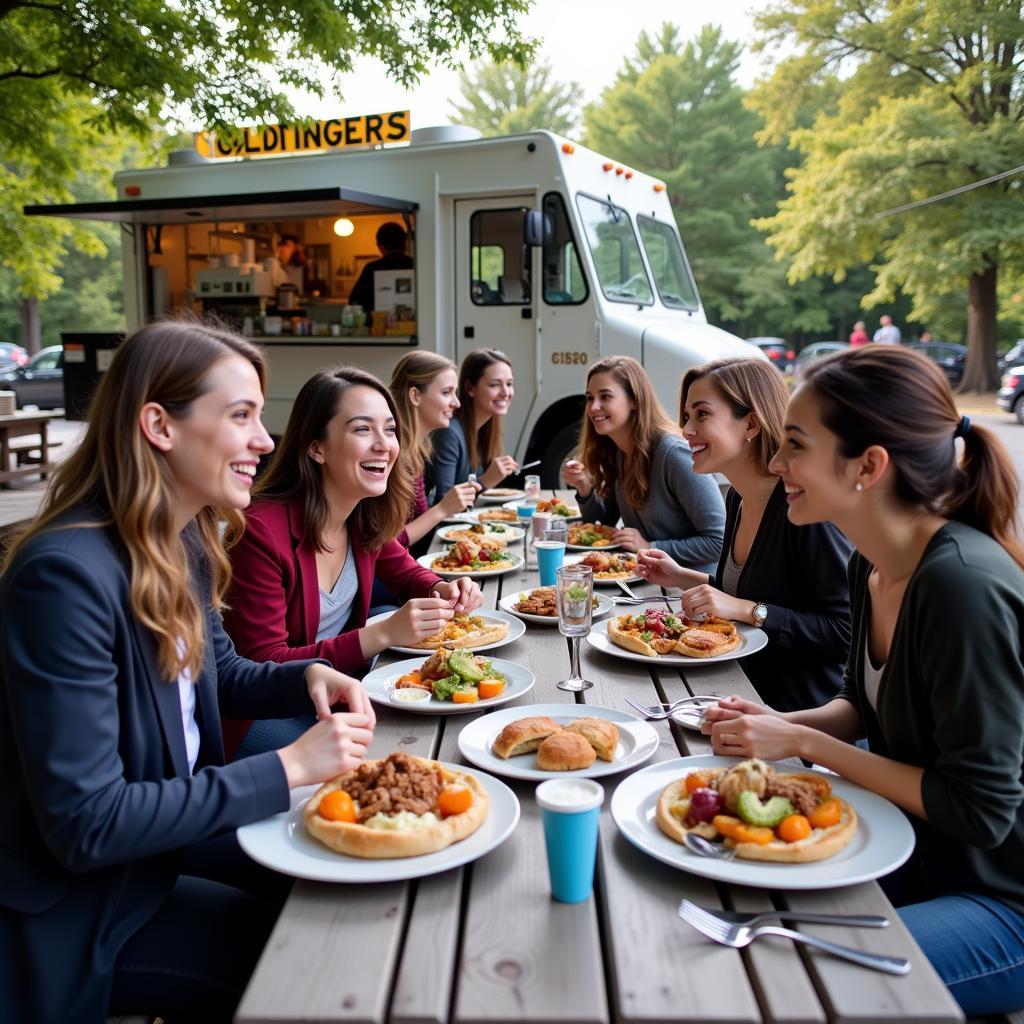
[
  {"xmin": 481, "ymin": 455, "xmax": 519, "ymax": 489},
  {"xmin": 360, "ymin": 598, "xmax": 454, "ymax": 657},
  {"xmin": 304, "ymin": 662, "xmax": 376, "ymax": 727},
  {"xmin": 636, "ymin": 547, "xmax": 683, "ymax": 586},
  {"xmin": 701, "ymin": 694, "xmax": 774, "ymax": 731},
  {"xmin": 706, "ymin": 710, "xmax": 808, "ymax": 762},
  {"xmin": 431, "ymin": 578, "xmax": 484, "ymax": 614},
  {"xmin": 613, "ymin": 527, "xmax": 648, "ymax": 553},
  {"xmin": 277, "ymin": 713, "xmax": 375, "ymax": 788},
  {"xmin": 562, "ymin": 458, "xmax": 592, "ymax": 497},
  {"xmin": 439, "ymin": 481, "xmax": 480, "ymax": 516},
  {"xmin": 681, "ymin": 584, "xmax": 755, "ymax": 624}
]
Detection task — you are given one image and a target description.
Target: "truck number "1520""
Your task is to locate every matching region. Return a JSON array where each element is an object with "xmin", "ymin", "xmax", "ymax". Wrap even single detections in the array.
[{"xmin": 551, "ymin": 351, "xmax": 588, "ymax": 365}]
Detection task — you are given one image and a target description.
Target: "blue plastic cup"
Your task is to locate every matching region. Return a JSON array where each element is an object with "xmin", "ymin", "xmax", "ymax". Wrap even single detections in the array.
[
  {"xmin": 536, "ymin": 540, "xmax": 566, "ymax": 586},
  {"xmin": 517, "ymin": 503, "xmax": 536, "ymax": 520},
  {"xmin": 536, "ymin": 778, "xmax": 605, "ymax": 903}
]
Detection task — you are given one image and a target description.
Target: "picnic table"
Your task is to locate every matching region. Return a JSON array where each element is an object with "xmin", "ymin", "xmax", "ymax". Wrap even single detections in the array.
[
  {"xmin": 236, "ymin": 493, "xmax": 964, "ymax": 1024},
  {"xmin": 0, "ymin": 410, "xmax": 58, "ymax": 488}
]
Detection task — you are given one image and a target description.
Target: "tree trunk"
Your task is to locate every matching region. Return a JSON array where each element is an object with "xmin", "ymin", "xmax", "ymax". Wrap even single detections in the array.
[
  {"xmin": 960, "ymin": 259, "xmax": 998, "ymax": 392},
  {"xmin": 18, "ymin": 297, "xmax": 41, "ymax": 356}
]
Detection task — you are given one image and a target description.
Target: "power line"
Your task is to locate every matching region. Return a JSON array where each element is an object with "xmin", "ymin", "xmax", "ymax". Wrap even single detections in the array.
[{"xmin": 873, "ymin": 163, "xmax": 1024, "ymax": 220}]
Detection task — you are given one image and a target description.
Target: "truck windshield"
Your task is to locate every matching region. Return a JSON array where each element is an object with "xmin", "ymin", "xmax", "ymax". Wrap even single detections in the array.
[
  {"xmin": 637, "ymin": 216, "xmax": 699, "ymax": 311},
  {"xmin": 575, "ymin": 194, "xmax": 653, "ymax": 305}
]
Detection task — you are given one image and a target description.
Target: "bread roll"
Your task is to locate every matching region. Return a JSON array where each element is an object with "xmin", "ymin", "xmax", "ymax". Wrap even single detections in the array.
[
  {"xmin": 564, "ymin": 718, "xmax": 618, "ymax": 761},
  {"xmin": 492, "ymin": 716, "xmax": 562, "ymax": 759},
  {"xmin": 536, "ymin": 731, "xmax": 596, "ymax": 771}
]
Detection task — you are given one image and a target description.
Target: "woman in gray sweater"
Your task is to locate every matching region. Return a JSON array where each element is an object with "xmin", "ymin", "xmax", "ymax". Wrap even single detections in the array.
[
  {"xmin": 703, "ymin": 346, "xmax": 1024, "ymax": 1016},
  {"xmin": 563, "ymin": 356, "xmax": 725, "ymax": 574}
]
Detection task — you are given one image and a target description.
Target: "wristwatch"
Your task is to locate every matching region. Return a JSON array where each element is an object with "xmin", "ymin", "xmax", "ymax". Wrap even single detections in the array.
[{"xmin": 751, "ymin": 602, "xmax": 768, "ymax": 628}]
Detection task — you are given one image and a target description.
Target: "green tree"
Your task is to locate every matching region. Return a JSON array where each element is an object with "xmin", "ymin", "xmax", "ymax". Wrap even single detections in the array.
[
  {"xmin": 449, "ymin": 58, "xmax": 579, "ymax": 137},
  {"xmin": 749, "ymin": 0, "xmax": 1024, "ymax": 389}
]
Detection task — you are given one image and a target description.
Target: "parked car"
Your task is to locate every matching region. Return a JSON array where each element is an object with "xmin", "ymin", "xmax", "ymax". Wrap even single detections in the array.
[
  {"xmin": 906, "ymin": 341, "xmax": 967, "ymax": 387},
  {"xmin": 0, "ymin": 342, "xmax": 29, "ymax": 368},
  {"xmin": 997, "ymin": 364, "xmax": 1024, "ymax": 424},
  {"xmin": 0, "ymin": 345, "xmax": 64, "ymax": 409},
  {"xmin": 997, "ymin": 340, "xmax": 1024, "ymax": 375},
  {"xmin": 746, "ymin": 337, "xmax": 796, "ymax": 373},
  {"xmin": 793, "ymin": 341, "xmax": 849, "ymax": 380}
]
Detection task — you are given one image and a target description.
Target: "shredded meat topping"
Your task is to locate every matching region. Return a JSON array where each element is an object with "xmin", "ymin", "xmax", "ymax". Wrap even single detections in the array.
[
  {"xmin": 341, "ymin": 752, "xmax": 444, "ymax": 822},
  {"xmin": 766, "ymin": 776, "xmax": 820, "ymax": 818}
]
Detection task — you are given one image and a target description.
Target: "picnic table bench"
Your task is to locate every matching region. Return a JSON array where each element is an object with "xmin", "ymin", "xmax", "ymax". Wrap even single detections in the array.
[
  {"xmin": 0, "ymin": 411, "xmax": 59, "ymax": 487},
  {"xmin": 235, "ymin": 493, "xmax": 966, "ymax": 1024}
]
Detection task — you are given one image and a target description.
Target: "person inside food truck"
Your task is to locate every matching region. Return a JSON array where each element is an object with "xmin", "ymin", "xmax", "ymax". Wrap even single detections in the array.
[{"xmin": 348, "ymin": 221, "xmax": 413, "ymax": 313}]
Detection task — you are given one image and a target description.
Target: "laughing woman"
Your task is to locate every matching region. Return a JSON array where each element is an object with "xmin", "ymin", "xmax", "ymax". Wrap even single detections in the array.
[
  {"xmin": 562, "ymin": 355, "xmax": 725, "ymax": 573},
  {"xmin": 223, "ymin": 367, "xmax": 483, "ymax": 756},
  {"xmin": 703, "ymin": 346, "xmax": 1024, "ymax": 1016}
]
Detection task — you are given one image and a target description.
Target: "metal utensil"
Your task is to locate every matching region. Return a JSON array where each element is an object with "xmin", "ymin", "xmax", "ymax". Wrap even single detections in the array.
[
  {"xmin": 610, "ymin": 595, "xmax": 647, "ymax": 605},
  {"xmin": 615, "ymin": 579, "xmax": 641, "ymax": 601},
  {"xmin": 678, "ymin": 898, "xmax": 911, "ymax": 975},
  {"xmin": 683, "ymin": 833, "xmax": 737, "ymax": 860},
  {"xmin": 678, "ymin": 898, "xmax": 889, "ymax": 931},
  {"xmin": 624, "ymin": 694, "xmax": 720, "ymax": 720},
  {"xmin": 519, "ymin": 459, "xmax": 541, "ymax": 471}
]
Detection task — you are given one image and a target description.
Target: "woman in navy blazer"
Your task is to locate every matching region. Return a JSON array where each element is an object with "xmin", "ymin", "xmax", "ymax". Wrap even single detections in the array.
[{"xmin": 0, "ymin": 321, "xmax": 375, "ymax": 1023}]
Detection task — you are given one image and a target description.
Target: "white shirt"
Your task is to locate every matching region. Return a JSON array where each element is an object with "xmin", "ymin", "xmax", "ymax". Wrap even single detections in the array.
[
  {"xmin": 862, "ymin": 630, "xmax": 884, "ymax": 712},
  {"xmin": 872, "ymin": 324, "xmax": 901, "ymax": 345},
  {"xmin": 176, "ymin": 640, "xmax": 201, "ymax": 774}
]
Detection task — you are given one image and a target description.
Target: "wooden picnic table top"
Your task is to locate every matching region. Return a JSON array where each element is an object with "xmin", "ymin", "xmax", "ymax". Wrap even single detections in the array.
[{"xmin": 236, "ymin": 493, "xmax": 963, "ymax": 1024}]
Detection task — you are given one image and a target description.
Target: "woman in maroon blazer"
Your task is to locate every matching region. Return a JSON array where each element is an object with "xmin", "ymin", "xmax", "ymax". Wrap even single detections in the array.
[{"xmin": 224, "ymin": 366, "xmax": 482, "ymax": 755}]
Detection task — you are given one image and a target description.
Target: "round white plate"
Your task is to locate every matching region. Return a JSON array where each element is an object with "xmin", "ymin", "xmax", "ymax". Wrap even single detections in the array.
[
  {"xmin": 437, "ymin": 523, "xmax": 525, "ymax": 543},
  {"xmin": 439, "ymin": 511, "xmax": 476, "ymax": 525},
  {"xmin": 362, "ymin": 655, "xmax": 535, "ymax": 714},
  {"xmin": 458, "ymin": 703, "xmax": 660, "ymax": 782},
  {"xmin": 562, "ymin": 552, "xmax": 642, "ymax": 585},
  {"xmin": 365, "ymin": 608, "xmax": 526, "ymax": 655},
  {"xmin": 566, "ymin": 541, "xmax": 622, "ymax": 552},
  {"xmin": 479, "ymin": 489, "xmax": 525, "ymax": 503},
  {"xmin": 498, "ymin": 589, "xmax": 616, "ymax": 625},
  {"xmin": 417, "ymin": 551, "xmax": 524, "ymax": 579},
  {"xmin": 237, "ymin": 764, "xmax": 520, "ymax": 883},
  {"xmin": 610, "ymin": 755, "xmax": 915, "ymax": 890},
  {"xmin": 502, "ymin": 499, "xmax": 581, "ymax": 519},
  {"xmin": 586, "ymin": 618, "xmax": 767, "ymax": 666}
]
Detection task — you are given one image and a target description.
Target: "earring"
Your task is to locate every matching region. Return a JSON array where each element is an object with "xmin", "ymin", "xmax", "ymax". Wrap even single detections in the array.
[
  {"xmin": 855, "ymin": 482, "xmax": 863, "ymax": 492},
  {"xmin": 745, "ymin": 436, "xmax": 752, "ymax": 444}
]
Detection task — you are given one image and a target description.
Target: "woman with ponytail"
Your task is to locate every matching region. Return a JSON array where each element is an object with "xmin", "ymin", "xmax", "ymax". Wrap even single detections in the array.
[
  {"xmin": 0, "ymin": 321, "xmax": 375, "ymax": 1023},
  {"xmin": 702, "ymin": 345, "xmax": 1024, "ymax": 1016}
]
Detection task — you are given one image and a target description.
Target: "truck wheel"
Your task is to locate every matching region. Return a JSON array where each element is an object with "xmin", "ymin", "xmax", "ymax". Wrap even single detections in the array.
[
  {"xmin": 1015, "ymin": 394, "xmax": 1024, "ymax": 425},
  {"xmin": 541, "ymin": 423, "xmax": 581, "ymax": 489}
]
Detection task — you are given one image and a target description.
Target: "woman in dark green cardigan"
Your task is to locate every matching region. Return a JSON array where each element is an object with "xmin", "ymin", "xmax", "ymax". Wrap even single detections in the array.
[{"xmin": 703, "ymin": 345, "xmax": 1024, "ymax": 1016}]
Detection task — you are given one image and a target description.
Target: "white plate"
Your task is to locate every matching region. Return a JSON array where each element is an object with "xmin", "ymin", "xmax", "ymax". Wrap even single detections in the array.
[
  {"xmin": 365, "ymin": 608, "xmax": 526, "ymax": 655},
  {"xmin": 562, "ymin": 552, "xmax": 643, "ymax": 585},
  {"xmin": 566, "ymin": 541, "xmax": 622, "ymax": 552},
  {"xmin": 479, "ymin": 489, "xmax": 525, "ymax": 503},
  {"xmin": 362, "ymin": 655, "xmax": 535, "ymax": 714},
  {"xmin": 458, "ymin": 703, "xmax": 660, "ymax": 781},
  {"xmin": 437, "ymin": 523, "xmax": 525, "ymax": 543},
  {"xmin": 498, "ymin": 589, "xmax": 616, "ymax": 625},
  {"xmin": 417, "ymin": 551, "xmax": 524, "ymax": 579},
  {"xmin": 237, "ymin": 764, "xmax": 520, "ymax": 883},
  {"xmin": 586, "ymin": 618, "xmax": 767, "ymax": 666},
  {"xmin": 611, "ymin": 755, "xmax": 915, "ymax": 890},
  {"xmin": 502, "ymin": 499, "xmax": 581, "ymax": 519}
]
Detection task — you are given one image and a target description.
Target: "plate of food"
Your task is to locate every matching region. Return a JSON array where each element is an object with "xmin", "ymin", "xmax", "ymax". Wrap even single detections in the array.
[
  {"xmin": 458, "ymin": 703, "xmax": 660, "ymax": 782},
  {"xmin": 610, "ymin": 755, "xmax": 915, "ymax": 889},
  {"xmin": 365, "ymin": 609, "xmax": 525, "ymax": 655},
  {"xmin": 361, "ymin": 649, "xmax": 534, "ymax": 714},
  {"xmin": 587, "ymin": 614, "xmax": 767, "ymax": 665},
  {"xmin": 237, "ymin": 753, "xmax": 520, "ymax": 882},
  {"xmin": 479, "ymin": 488, "xmax": 525, "ymax": 503},
  {"xmin": 563, "ymin": 551, "xmax": 642, "ymax": 584},
  {"xmin": 502, "ymin": 497, "xmax": 580, "ymax": 519},
  {"xmin": 498, "ymin": 586, "xmax": 615, "ymax": 624},
  {"xmin": 437, "ymin": 522, "xmax": 525, "ymax": 544},
  {"xmin": 566, "ymin": 522, "xmax": 619, "ymax": 550},
  {"xmin": 472, "ymin": 507, "xmax": 521, "ymax": 525},
  {"xmin": 418, "ymin": 543, "xmax": 523, "ymax": 578}
]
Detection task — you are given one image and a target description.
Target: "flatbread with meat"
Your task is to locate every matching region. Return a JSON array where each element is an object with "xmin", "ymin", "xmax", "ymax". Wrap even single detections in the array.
[
  {"xmin": 607, "ymin": 609, "xmax": 742, "ymax": 659},
  {"xmin": 407, "ymin": 613, "xmax": 508, "ymax": 650}
]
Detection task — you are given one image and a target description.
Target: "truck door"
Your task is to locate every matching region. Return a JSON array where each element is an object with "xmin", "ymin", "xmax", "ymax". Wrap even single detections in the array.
[{"xmin": 454, "ymin": 195, "xmax": 537, "ymax": 459}]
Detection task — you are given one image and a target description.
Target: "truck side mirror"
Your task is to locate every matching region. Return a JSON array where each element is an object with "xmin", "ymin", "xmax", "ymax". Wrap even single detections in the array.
[{"xmin": 523, "ymin": 210, "xmax": 548, "ymax": 247}]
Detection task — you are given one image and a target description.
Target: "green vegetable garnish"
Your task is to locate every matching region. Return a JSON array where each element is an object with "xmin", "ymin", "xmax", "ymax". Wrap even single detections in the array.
[
  {"xmin": 639, "ymin": 631, "xmax": 655, "ymax": 642},
  {"xmin": 736, "ymin": 791, "xmax": 795, "ymax": 827},
  {"xmin": 431, "ymin": 674, "xmax": 463, "ymax": 702},
  {"xmin": 567, "ymin": 583, "xmax": 589, "ymax": 601}
]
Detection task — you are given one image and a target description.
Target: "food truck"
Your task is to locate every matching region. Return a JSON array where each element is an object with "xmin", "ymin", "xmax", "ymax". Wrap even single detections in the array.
[{"xmin": 27, "ymin": 113, "xmax": 754, "ymax": 481}]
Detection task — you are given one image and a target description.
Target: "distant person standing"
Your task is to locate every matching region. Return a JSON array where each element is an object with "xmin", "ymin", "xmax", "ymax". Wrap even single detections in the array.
[
  {"xmin": 349, "ymin": 222, "xmax": 414, "ymax": 313},
  {"xmin": 849, "ymin": 321, "xmax": 870, "ymax": 347},
  {"xmin": 873, "ymin": 314, "xmax": 901, "ymax": 345}
]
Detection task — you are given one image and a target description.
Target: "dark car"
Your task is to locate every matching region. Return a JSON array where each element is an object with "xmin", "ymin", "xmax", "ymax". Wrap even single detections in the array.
[
  {"xmin": 746, "ymin": 337, "xmax": 795, "ymax": 374},
  {"xmin": 793, "ymin": 341, "xmax": 849, "ymax": 380},
  {"xmin": 906, "ymin": 341, "xmax": 967, "ymax": 387},
  {"xmin": 0, "ymin": 345, "xmax": 64, "ymax": 409},
  {"xmin": 997, "ymin": 340, "xmax": 1024, "ymax": 375},
  {"xmin": 997, "ymin": 363, "xmax": 1024, "ymax": 424},
  {"xmin": 0, "ymin": 342, "xmax": 29, "ymax": 368}
]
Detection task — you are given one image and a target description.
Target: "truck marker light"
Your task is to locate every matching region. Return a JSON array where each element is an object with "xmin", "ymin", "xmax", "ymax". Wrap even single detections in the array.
[
  {"xmin": 125, "ymin": 186, "xmax": 141, "ymax": 196},
  {"xmin": 602, "ymin": 162, "xmax": 613, "ymax": 172},
  {"xmin": 562, "ymin": 143, "xmax": 575, "ymax": 154}
]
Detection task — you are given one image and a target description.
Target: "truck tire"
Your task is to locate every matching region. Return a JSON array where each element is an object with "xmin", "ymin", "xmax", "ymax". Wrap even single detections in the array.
[{"xmin": 541, "ymin": 422, "xmax": 581, "ymax": 489}]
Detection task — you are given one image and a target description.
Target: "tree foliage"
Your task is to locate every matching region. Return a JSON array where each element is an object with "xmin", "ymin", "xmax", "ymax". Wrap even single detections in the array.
[
  {"xmin": 449, "ymin": 58, "xmax": 579, "ymax": 137},
  {"xmin": 749, "ymin": 0, "xmax": 1024, "ymax": 388}
]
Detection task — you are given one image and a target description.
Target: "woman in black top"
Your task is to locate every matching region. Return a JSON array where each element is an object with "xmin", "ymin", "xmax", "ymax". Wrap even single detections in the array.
[
  {"xmin": 704, "ymin": 346, "xmax": 1024, "ymax": 1016},
  {"xmin": 637, "ymin": 358, "xmax": 852, "ymax": 711}
]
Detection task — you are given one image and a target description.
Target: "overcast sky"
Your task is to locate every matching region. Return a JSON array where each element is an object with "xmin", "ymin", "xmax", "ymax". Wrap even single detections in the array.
[{"xmin": 293, "ymin": 0, "xmax": 773, "ymax": 130}]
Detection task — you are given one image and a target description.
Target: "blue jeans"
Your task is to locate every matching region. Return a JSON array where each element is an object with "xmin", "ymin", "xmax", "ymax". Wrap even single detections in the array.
[
  {"xmin": 233, "ymin": 712, "xmax": 317, "ymax": 758},
  {"xmin": 898, "ymin": 893, "xmax": 1024, "ymax": 1015}
]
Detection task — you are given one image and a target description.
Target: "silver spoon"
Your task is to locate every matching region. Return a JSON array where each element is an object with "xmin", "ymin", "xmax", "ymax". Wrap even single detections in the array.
[{"xmin": 683, "ymin": 833, "xmax": 736, "ymax": 861}]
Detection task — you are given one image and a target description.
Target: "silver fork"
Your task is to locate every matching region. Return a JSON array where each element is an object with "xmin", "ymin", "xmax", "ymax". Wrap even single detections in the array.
[
  {"xmin": 678, "ymin": 899, "xmax": 910, "ymax": 974},
  {"xmin": 678, "ymin": 898, "xmax": 889, "ymax": 931},
  {"xmin": 615, "ymin": 579, "xmax": 641, "ymax": 601},
  {"xmin": 624, "ymin": 694, "xmax": 720, "ymax": 720}
]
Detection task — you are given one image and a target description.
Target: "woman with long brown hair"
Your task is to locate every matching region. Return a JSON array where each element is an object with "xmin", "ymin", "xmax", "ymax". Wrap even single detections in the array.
[
  {"xmin": 224, "ymin": 366, "xmax": 483, "ymax": 755},
  {"xmin": 703, "ymin": 346, "xmax": 1024, "ymax": 1016},
  {"xmin": 427, "ymin": 348, "xmax": 519, "ymax": 498},
  {"xmin": 562, "ymin": 355, "xmax": 725, "ymax": 572},
  {"xmin": 0, "ymin": 320, "xmax": 374, "ymax": 1022},
  {"xmin": 389, "ymin": 351, "xmax": 479, "ymax": 544},
  {"xmin": 636, "ymin": 358, "xmax": 852, "ymax": 711}
]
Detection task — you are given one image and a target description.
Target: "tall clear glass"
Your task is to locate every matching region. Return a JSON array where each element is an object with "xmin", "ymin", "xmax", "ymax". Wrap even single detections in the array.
[
  {"xmin": 555, "ymin": 564, "xmax": 594, "ymax": 692},
  {"xmin": 524, "ymin": 473, "xmax": 542, "ymax": 502}
]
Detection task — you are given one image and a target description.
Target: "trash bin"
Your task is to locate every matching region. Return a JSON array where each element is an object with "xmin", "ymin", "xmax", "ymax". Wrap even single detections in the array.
[{"xmin": 62, "ymin": 332, "xmax": 124, "ymax": 420}]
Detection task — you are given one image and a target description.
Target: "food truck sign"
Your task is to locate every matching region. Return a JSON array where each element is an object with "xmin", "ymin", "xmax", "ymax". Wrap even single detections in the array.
[{"xmin": 194, "ymin": 110, "xmax": 411, "ymax": 159}]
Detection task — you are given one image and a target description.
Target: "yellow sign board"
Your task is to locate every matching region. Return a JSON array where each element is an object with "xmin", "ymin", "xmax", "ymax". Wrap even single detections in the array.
[{"xmin": 194, "ymin": 111, "xmax": 411, "ymax": 160}]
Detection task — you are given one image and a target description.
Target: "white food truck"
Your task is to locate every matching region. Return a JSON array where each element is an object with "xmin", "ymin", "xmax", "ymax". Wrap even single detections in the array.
[{"xmin": 28, "ymin": 117, "xmax": 754, "ymax": 482}]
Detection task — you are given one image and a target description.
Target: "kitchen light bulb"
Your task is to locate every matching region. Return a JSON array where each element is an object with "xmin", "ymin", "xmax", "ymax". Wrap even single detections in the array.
[{"xmin": 333, "ymin": 218, "xmax": 355, "ymax": 237}]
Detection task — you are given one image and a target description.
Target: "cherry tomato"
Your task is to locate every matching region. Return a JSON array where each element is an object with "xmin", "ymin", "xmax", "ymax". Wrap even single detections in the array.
[
  {"xmin": 809, "ymin": 798, "xmax": 842, "ymax": 829},
  {"xmin": 776, "ymin": 814, "xmax": 812, "ymax": 843},
  {"xmin": 685, "ymin": 772, "xmax": 710, "ymax": 795},
  {"xmin": 478, "ymin": 679, "xmax": 504, "ymax": 699},
  {"xmin": 437, "ymin": 784, "xmax": 473, "ymax": 817},
  {"xmin": 712, "ymin": 814, "xmax": 743, "ymax": 839},
  {"xmin": 733, "ymin": 824, "xmax": 775, "ymax": 845},
  {"xmin": 319, "ymin": 790, "xmax": 357, "ymax": 823},
  {"xmin": 452, "ymin": 688, "xmax": 479, "ymax": 704}
]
